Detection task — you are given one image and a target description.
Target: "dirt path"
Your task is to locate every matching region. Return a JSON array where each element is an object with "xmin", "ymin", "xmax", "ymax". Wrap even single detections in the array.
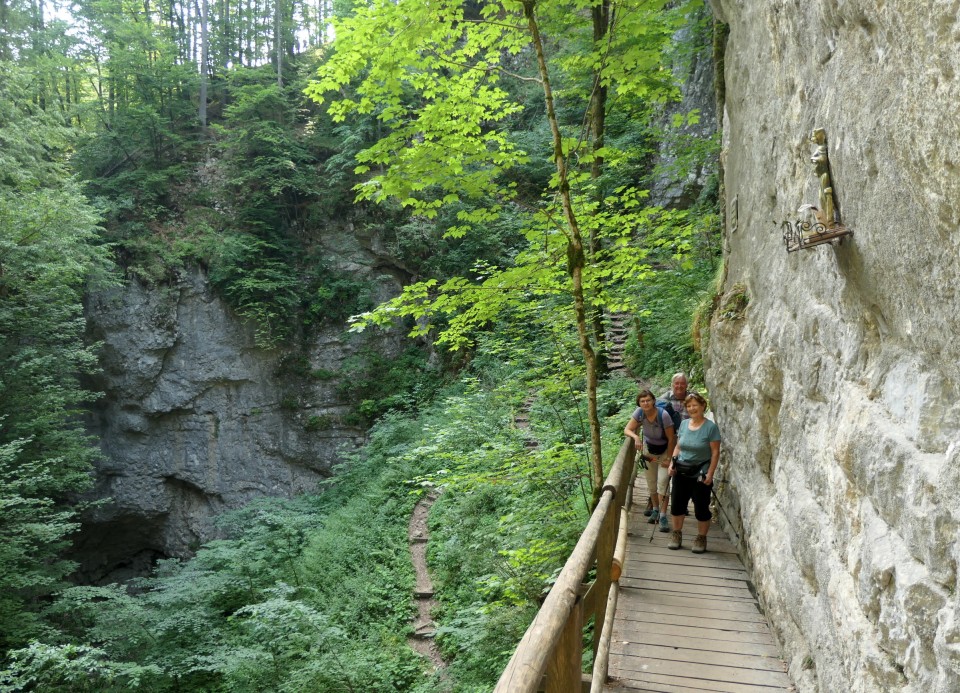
[{"xmin": 407, "ymin": 492, "xmax": 445, "ymax": 672}]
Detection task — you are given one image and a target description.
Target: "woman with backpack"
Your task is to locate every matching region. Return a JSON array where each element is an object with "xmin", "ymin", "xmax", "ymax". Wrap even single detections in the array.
[
  {"xmin": 667, "ymin": 392, "xmax": 721, "ymax": 554},
  {"xmin": 624, "ymin": 389, "xmax": 676, "ymax": 532}
]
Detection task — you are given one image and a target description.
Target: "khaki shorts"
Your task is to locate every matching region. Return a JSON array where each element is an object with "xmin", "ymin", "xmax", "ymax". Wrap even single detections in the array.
[{"xmin": 643, "ymin": 446, "xmax": 671, "ymax": 496}]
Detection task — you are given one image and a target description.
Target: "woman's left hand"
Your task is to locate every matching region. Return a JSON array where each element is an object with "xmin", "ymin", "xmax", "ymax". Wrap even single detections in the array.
[{"xmin": 703, "ymin": 473, "xmax": 714, "ymax": 486}]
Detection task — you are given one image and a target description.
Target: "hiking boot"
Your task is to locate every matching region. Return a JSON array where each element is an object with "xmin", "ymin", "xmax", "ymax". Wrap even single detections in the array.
[
  {"xmin": 692, "ymin": 534, "xmax": 707, "ymax": 554},
  {"xmin": 667, "ymin": 531, "xmax": 682, "ymax": 550},
  {"xmin": 647, "ymin": 509, "xmax": 659, "ymax": 524},
  {"xmin": 659, "ymin": 514, "xmax": 669, "ymax": 532}
]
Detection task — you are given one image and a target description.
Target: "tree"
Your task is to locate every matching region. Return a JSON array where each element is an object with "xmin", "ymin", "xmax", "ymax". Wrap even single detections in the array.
[
  {"xmin": 0, "ymin": 65, "xmax": 113, "ymax": 647},
  {"xmin": 199, "ymin": 0, "xmax": 210, "ymax": 126},
  {"xmin": 307, "ymin": 0, "xmax": 694, "ymax": 497}
]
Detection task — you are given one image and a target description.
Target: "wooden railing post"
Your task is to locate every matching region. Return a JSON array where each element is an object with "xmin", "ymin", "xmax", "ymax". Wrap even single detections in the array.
[
  {"xmin": 546, "ymin": 597, "xmax": 583, "ymax": 693},
  {"xmin": 591, "ymin": 499, "xmax": 616, "ymax": 659},
  {"xmin": 613, "ymin": 437, "xmax": 636, "ymax": 510}
]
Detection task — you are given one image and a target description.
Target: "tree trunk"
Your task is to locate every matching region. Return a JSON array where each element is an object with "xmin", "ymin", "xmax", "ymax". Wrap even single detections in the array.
[
  {"xmin": 589, "ymin": 0, "xmax": 610, "ymax": 374},
  {"xmin": 523, "ymin": 0, "xmax": 603, "ymax": 503},
  {"xmin": 198, "ymin": 0, "xmax": 209, "ymax": 128},
  {"xmin": 0, "ymin": 0, "xmax": 10, "ymax": 61},
  {"xmin": 274, "ymin": 0, "xmax": 282, "ymax": 85}
]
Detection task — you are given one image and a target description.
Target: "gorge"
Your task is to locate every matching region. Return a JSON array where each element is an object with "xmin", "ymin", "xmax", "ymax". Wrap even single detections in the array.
[
  {"xmin": 73, "ymin": 4, "xmax": 960, "ymax": 690},
  {"xmin": 3, "ymin": 1, "xmax": 959, "ymax": 691}
]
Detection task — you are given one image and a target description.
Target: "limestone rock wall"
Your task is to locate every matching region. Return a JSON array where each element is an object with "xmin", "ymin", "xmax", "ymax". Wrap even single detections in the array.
[
  {"xmin": 649, "ymin": 9, "xmax": 718, "ymax": 208},
  {"xmin": 706, "ymin": 2, "xmax": 960, "ymax": 691},
  {"xmin": 77, "ymin": 266, "xmax": 401, "ymax": 582}
]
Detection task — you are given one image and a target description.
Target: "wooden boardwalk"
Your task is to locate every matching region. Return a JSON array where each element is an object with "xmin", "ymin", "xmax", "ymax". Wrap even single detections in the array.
[{"xmin": 604, "ymin": 475, "xmax": 794, "ymax": 693}]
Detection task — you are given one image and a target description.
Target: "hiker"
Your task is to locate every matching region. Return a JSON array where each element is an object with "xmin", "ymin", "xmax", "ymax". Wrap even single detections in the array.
[
  {"xmin": 624, "ymin": 389, "xmax": 675, "ymax": 532},
  {"xmin": 660, "ymin": 372, "xmax": 691, "ymax": 425},
  {"xmin": 667, "ymin": 392, "xmax": 721, "ymax": 554}
]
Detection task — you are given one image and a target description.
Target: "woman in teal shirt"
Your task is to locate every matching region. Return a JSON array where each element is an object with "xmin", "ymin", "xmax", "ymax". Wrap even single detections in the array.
[{"xmin": 667, "ymin": 392, "xmax": 721, "ymax": 554}]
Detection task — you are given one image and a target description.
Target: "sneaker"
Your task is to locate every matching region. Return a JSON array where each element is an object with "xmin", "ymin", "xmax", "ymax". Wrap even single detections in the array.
[
  {"xmin": 692, "ymin": 534, "xmax": 707, "ymax": 554},
  {"xmin": 647, "ymin": 509, "xmax": 659, "ymax": 524},
  {"xmin": 667, "ymin": 531, "xmax": 682, "ymax": 550},
  {"xmin": 659, "ymin": 514, "xmax": 669, "ymax": 532},
  {"xmin": 643, "ymin": 499, "xmax": 654, "ymax": 516}
]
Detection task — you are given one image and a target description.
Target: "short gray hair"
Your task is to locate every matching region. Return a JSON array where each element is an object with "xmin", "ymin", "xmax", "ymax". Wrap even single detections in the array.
[{"xmin": 671, "ymin": 372, "xmax": 688, "ymax": 384}]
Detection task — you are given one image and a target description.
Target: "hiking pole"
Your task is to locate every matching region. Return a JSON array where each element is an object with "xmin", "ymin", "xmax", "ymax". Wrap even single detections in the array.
[
  {"xmin": 650, "ymin": 474, "xmax": 671, "ymax": 543},
  {"xmin": 708, "ymin": 482, "xmax": 741, "ymax": 544}
]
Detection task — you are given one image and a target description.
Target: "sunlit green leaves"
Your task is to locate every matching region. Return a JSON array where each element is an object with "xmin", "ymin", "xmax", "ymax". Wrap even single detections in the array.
[
  {"xmin": 348, "ymin": 181, "xmax": 688, "ymax": 349},
  {"xmin": 308, "ymin": 0, "xmax": 532, "ymax": 216},
  {"xmin": 0, "ymin": 642, "xmax": 163, "ymax": 692}
]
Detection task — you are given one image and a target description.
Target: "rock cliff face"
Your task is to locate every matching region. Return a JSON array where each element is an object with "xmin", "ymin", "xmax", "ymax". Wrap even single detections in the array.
[
  {"xmin": 77, "ymin": 258, "xmax": 403, "ymax": 582},
  {"xmin": 706, "ymin": 3, "xmax": 960, "ymax": 692},
  {"xmin": 649, "ymin": 12, "xmax": 718, "ymax": 208}
]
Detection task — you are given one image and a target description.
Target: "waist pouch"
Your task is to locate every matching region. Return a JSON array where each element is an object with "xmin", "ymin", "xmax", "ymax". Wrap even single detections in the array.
[
  {"xmin": 646, "ymin": 440, "xmax": 668, "ymax": 455},
  {"xmin": 675, "ymin": 460, "xmax": 709, "ymax": 478}
]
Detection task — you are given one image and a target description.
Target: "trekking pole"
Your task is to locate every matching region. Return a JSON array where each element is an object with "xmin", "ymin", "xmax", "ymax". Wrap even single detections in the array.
[
  {"xmin": 709, "ymin": 482, "xmax": 741, "ymax": 544},
  {"xmin": 650, "ymin": 474, "xmax": 671, "ymax": 543}
]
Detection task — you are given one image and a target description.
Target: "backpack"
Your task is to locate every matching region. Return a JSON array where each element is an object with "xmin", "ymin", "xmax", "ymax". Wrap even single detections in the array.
[{"xmin": 654, "ymin": 399, "xmax": 682, "ymax": 435}]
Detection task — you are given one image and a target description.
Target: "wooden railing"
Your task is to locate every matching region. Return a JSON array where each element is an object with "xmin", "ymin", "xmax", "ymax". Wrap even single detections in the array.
[{"xmin": 494, "ymin": 437, "xmax": 637, "ymax": 693}]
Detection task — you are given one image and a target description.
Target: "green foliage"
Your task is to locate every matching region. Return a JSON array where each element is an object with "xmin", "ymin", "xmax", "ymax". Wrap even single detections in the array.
[
  {"xmin": 71, "ymin": 60, "xmax": 389, "ymax": 349},
  {"xmin": 622, "ymin": 170, "xmax": 722, "ymax": 384},
  {"xmin": 308, "ymin": 0, "xmax": 530, "ymax": 218},
  {"xmin": 0, "ymin": 1, "xmax": 721, "ymax": 689},
  {"xmin": 0, "ymin": 67, "xmax": 72, "ymax": 189},
  {"xmin": 690, "ymin": 260, "xmax": 733, "ymax": 355},
  {"xmin": 213, "ymin": 72, "xmax": 319, "ymax": 230},
  {"xmin": 301, "ymin": 254, "xmax": 375, "ymax": 326},
  {"xmin": 622, "ymin": 259, "xmax": 719, "ymax": 384},
  {"xmin": 404, "ymin": 351, "xmax": 639, "ymax": 688},
  {"xmin": 304, "ymin": 415, "xmax": 331, "ymax": 431},
  {"xmin": 0, "ymin": 642, "xmax": 162, "ymax": 692},
  {"xmin": 3, "ymin": 428, "xmax": 436, "ymax": 690},
  {"xmin": 0, "ymin": 65, "xmax": 114, "ymax": 649},
  {"xmin": 350, "ymin": 185, "xmax": 687, "ymax": 351},
  {"xmin": 308, "ymin": 0, "xmax": 693, "ymax": 223},
  {"xmin": 386, "ymin": 202, "xmax": 526, "ymax": 281},
  {"xmin": 337, "ymin": 347, "xmax": 445, "ymax": 425},
  {"xmin": 206, "ymin": 232, "xmax": 301, "ymax": 347},
  {"xmin": 311, "ymin": 0, "xmax": 708, "ymax": 496},
  {"xmin": 0, "ymin": 322, "xmax": 640, "ymax": 691}
]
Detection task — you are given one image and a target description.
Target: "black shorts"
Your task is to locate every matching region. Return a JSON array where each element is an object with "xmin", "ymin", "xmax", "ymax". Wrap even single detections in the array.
[{"xmin": 670, "ymin": 473, "xmax": 712, "ymax": 522}]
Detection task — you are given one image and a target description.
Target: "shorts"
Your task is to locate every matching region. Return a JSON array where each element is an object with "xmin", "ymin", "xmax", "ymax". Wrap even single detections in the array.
[
  {"xmin": 670, "ymin": 472, "xmax": 712, "ymax": 521},
  {"xmin": 643, "ymin": 445, "xmax": 671, "ymax": 496}
]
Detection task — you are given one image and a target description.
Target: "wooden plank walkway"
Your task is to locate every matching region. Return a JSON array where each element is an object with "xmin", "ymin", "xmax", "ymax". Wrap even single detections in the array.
[{"xmin": 604, "ymin": 474, "xmax": 794, "ymax": 692}]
